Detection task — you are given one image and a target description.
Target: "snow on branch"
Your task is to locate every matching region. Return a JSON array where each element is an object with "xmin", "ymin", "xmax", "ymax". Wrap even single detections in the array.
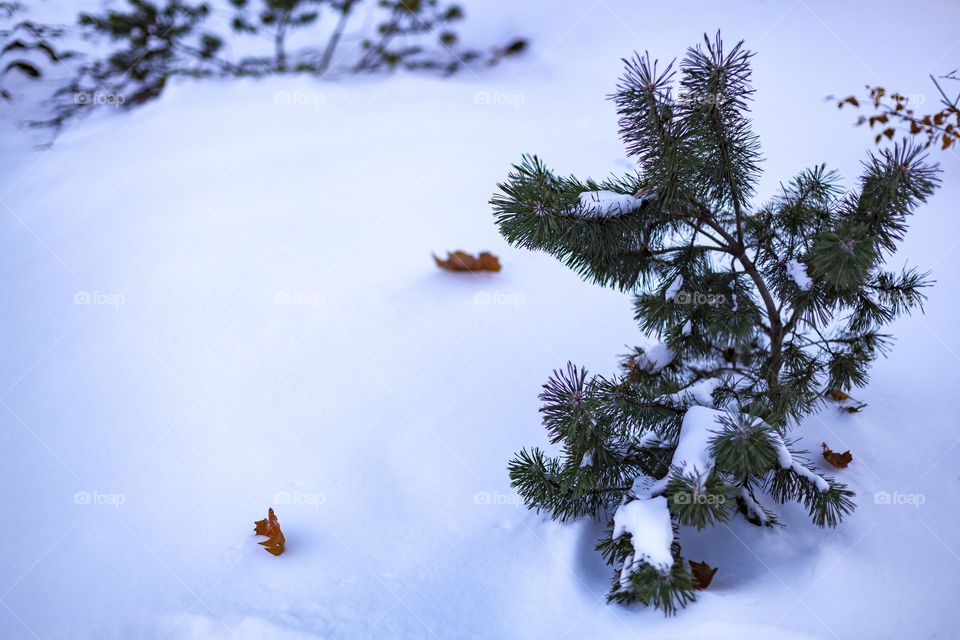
[
  {"xmin": 668, "ymin": 406, "xmax": 720, "ymax": 482},
  {"xmin": 613, "ymin": 496, "xmax": 675, "ymax": 577},
  {"xmin": 665, "ymin": 275, "xmax": 684, "ymax": 301},
  {"xmin": 738, "ymin": 486, "xmax": 773, "ymax": 526},
  {"xmin": 661, "ymin": 378, "xmax": 721, "ymax": 408},
  {"xmin": 577, "ymin": 190, "xmax": 653, "ymax": 218},
  {"xmin": 613, "ymin": 406, "xmax": 831, "ymax": 588},
  {"xmin": 633, "ymin": 342, "xmax": 675, "ymax": 373},
  {"xmin": 786, "ymin": 259, "xmax": 813, "ymax": 291},
  {"xmin": 771, "ymin": 432, "xmax": 829, "ymax": 492},
  {"xmin": 614, "ymin": 407, "xmax": 724, "ymax": 579}
]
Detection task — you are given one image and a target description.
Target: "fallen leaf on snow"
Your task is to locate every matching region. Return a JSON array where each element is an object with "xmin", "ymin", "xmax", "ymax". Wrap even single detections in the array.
[
  {"xmin": 824, "ymin": 389, "xmax": 867, "ymax": 412},
  {"xmin": 822, "ymin": 443, "xmax": 853, "ymax": 469},
  {"xmin": 825, "ymin": 389, "xmax": 851, "ymax": 402},
  {"xmin": 254, "ymin": 507, "xmax": 285, "ymax": 556},
  {"xmin": 689, "ymin": 560, "xmax": 718, "ymax": 589},
  {"xmin": 433, "ymin": 250, "xmax": 501, "ymax": 272}
]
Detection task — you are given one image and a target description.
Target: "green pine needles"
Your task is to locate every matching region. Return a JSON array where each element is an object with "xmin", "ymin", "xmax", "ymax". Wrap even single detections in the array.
[{"xmin": 493, "ymin": 33, "xmax": 940, "ymax": 614}]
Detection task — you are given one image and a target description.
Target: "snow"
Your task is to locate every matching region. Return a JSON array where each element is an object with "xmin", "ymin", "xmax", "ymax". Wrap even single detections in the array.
[
  {"xmin": 613, "ymin": 496, "xmax": 675, "ymax": 573},
  {"xmin": 629, "ymin": 406, "xmax": 722, "ymax": 499},
  {"xmin": 729, "ymin": 280, "xmax": 739, "ymax": 311},
  {"xmin": 634, "ymin": 341, "xmax": 675, "ymax": 373},
  {"xmin": 665, "ymin": 275, "xmax": 684, "ymax": 301},
  {"xmin": 662, "ymin": 377, "xmax": 720, "ymax": 408},
  {"xmin": 670, "ymin": 406, "xmax": 722, "ymax": 482},
  {"xmin": 772, "ymin": 432, "xmax": 830, "ymax": 492},
  {"xmin": 614, "ymin": 407, "xmax": 722, "ymax": 580},
  {"xmin": 1, "ymin": 1, "xmax": 959, "ymax": 638},
  {"xmin": 577, "ymin": 189, "xmax": 650, "ymax": 218},
  {"xmin": 786, "ymin": 258, "xmax": 813, "ymax": 291},
  {"xmin": 738, "ymin": 486, "xmax": 771, "ymax": 526}
]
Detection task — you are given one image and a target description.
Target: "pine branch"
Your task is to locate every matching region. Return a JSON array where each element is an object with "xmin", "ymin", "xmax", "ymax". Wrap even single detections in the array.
[{"xmin": 678, "ymin": 32, "xmax": 760, "ymax": 243}]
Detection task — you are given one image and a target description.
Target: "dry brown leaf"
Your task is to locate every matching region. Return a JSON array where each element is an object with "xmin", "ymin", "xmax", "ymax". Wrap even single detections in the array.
[
  {"xmin": 689, "ymin": 560, "xmax": 718, "ymax": 589},
  {"xmin": 824, "ymin": 389, "xmax": 866, "ymax": 412},
  {"xmin": 822, "ymin": 443, "xmax": 853, "ymax": 469},
  {"xmin": 254, "ymin": 507, "xmax": 285, "ymax": 556},
  {"xmin": 433, "ymin": 250, "xmax": 501, "ymax": 273}
]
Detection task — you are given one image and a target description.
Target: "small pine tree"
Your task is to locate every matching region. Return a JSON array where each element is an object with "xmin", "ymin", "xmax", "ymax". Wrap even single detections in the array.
[
  {"xmin": 28, "ymin": 0, "xmax": 526, "ymax": 130},
  {"xmin": 0, "ymin": 1, "xmax": 72, "ymax": 102},
  {"xmin": 230, "ymin": 0, "xmax": 326, "ymax": 72},
  {"xmin": 33, "ymin": 0, "xmax": 226, "ymax": 129},
  {"xmin": 493, "ymin": 33, "xmax": 940, "ymax": 614}
]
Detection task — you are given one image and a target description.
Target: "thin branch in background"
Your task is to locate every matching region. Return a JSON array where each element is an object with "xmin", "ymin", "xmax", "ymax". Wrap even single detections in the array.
[{"xmin": 835, "ymin": 70, "xmax": 960, "ymax": 150}]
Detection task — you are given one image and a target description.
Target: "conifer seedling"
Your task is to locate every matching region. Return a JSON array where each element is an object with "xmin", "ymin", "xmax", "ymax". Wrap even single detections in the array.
[{"xmin": 492, "ymin": 33, "xmax": 940, "ymax": 613}]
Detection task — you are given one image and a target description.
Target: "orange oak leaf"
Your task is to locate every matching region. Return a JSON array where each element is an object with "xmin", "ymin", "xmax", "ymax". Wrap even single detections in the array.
[
  {"xmin": 433, "ymin": 250, "xmax": 501, "ymax": 273},
  {"xmin": 822, "ymin": 443, "xmax": 853, "ymax": 469},
  {"xmin": 254, "ymin": 507, "xmax": 285, "ymax": 556},
  {"xmin": 688, "ymin": 560, "xmax": 718, "ymax": 589}
]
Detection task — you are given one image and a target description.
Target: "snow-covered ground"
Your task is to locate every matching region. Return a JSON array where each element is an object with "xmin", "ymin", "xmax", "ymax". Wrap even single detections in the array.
[{"xmin": 1, "ymin": 1, "xmax": 958, "ymax": 638}]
